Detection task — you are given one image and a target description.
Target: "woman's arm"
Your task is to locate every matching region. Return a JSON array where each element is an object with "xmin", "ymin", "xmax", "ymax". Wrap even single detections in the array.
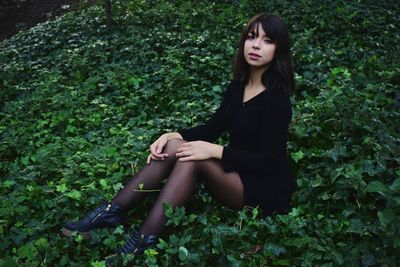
[{"xmin": 175, "ymin": 141, "xmax": 224, "ymax": 161}]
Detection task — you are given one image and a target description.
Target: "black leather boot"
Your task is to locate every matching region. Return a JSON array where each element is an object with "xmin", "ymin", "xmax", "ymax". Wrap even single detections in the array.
[
  {"xmin": 118, "ymin": 228, "xmax": 159, "ymax": 254},
  {"xmin": 62, "ymin": 201, "xmax": 126, "ymax": 240},
  {"xmin": 105, "ymin": 228, "xmax": 158, "ymax": 266}
]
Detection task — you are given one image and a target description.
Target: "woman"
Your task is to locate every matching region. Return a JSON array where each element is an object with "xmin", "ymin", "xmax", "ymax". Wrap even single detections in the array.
[{"xmin": 63, "ymin": 12, "xmax": 295, "ymax": 256}]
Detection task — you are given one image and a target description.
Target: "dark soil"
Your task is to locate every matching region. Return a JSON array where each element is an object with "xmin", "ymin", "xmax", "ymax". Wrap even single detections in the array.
[{"xmin": 0, "ymin": 0, "xmax": 91, "ymax": 42}]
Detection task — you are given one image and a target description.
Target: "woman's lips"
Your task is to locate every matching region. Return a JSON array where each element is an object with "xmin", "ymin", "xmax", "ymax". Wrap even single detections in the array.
[{"xmin": 248, "ymin": 53, "xmax": 261, "ymax": 60}]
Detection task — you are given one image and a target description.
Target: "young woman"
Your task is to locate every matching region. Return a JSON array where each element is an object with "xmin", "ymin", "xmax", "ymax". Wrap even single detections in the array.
[{"xmin": 63, "ymin": 12, "xmax": 295, "ymax": 256}]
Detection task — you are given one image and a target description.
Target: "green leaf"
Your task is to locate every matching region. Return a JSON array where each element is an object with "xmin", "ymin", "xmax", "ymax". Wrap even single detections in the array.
[
  {"xmin": 365, "ymin": 181, "xmax": 388, "ymax": 193},
  {"xmin": 179, "ymin": 246, "xmax": 189, "ymax": 261},
  {"xmin": 0, "ymin": 256, "xmax": 18, "ymax": 267},
  {"xmin": 56, "ymin": 183, "xmax": 68, "ymax": 193},
  {"xmin": 169, "ymin": 235, "xmax": 179, "ymax": 245},
  {"xmin": 3, "ymin": 180, "xmax": 16, "ymax": 188},
  {"xmin": 144, "ymin": 248, "xmax": 159, "ymax": 256},
  {"xmin": 331, "ymin": 250, "xmax": 344, "ymax": 265},
  {"xmin": 65, "ymin": 190, "xmax": 82, "ymax": 200},
  {"xmin": 35, "ymin": 237, "xmax": 50, "ymax": 250},
  {"xmin": 378, "ymin": 209, "xmax": 395, "ymax": 226},
  {"xmin": 156, "ymin": 238, "xmax": 169, "ymax": 250},
  {"xmin": 90, "ymin": 260, "xmax": 106, "ymax": 267},
  {"xmin": 291, "ymin": 150, "xmax": 304, "ymax": 163},
  {"xmin": 264, "ymin": 243, "xmax": 287, "ymax": 256},
  {"xmin": 394, "ymin": 237, "xmax": 400, "ymax": 248},
  {"xmin": 212, "ymin": 85, "xmax": 222, "ymax": 93},
  {"xmin": 272, "ymin": 259, "xmax": 291, "ymax": 266},
  {"xmin": 99, "ymin": 179, "xmax": 107, "ymax": 188},
  {"xmin": 17, "ymin": 243, "xmax": 38, "ymax": 260},
  {"xmin": 389, "ymin": 178, "xmax": 400, "ymax": 191}
]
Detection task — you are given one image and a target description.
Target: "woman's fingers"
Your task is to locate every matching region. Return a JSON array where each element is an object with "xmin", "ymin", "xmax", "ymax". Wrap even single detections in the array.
[
  {"xmin": 147, "ymin": 153, "xmax": 169, "ymax": 164},
  {"xmin": 150, "ymin": 139, "xmax": 169, "ymax": 158},
  {"xmin": 156, "ymin": 138, "xmax": 167, "ymax": 153},
  {"xmin": 178, "ymin": 155, "xmax": 196, "ymax": 161},
  {"xmin": 176, "ymin": 142, "xmax": 191, "ymax": 153},
  {"xmin": 176, "ymin": 146, "xmax": 192, "ymax": 157},
  {"xmin": 150, "ymin": 142, "xmax": 158, "ymax": 155}
]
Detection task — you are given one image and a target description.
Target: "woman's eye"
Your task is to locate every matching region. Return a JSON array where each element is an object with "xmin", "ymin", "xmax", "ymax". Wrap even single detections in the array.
[
  {"xmin": 247, "ymin": 33, "xmax": 255, "ymax": 39},
  {"xmin": 264, "ymin": 39, "xmax": 272, "ymax": 44}
]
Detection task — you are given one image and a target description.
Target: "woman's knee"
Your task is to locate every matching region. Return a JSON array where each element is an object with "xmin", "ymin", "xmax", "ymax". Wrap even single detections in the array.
[{"xmin": 163, "ymin": 138, "xmax": 186, "ymax": 155}]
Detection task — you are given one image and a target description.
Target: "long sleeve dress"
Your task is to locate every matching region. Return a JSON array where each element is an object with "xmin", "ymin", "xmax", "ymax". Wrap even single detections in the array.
[{"xmin": 178, "ymin": 80, "xmax": 295, "ymax": 216}]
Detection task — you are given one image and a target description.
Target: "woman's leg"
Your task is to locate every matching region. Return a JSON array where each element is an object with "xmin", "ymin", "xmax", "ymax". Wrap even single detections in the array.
[
  {"xmin": 139, "ymin": 158, "xmax": 244, "ymax": 235},
  {"xmin": 111, "ymin": 138, "xmax": 185, "ymax": 209}
]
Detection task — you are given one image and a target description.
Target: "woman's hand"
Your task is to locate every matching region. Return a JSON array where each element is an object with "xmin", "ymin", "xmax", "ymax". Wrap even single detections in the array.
[
  {"xmin": 147, "ymin": 132, "xmax": 183, "ymax": 164},
  {"xmin": 176, "ymin": 141, "xmax": 223, "ymax": 161}
]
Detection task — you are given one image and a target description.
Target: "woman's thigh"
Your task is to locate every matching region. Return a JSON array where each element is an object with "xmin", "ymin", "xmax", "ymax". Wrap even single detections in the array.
[{"xmin": 196, "ymin": 159, "xmax": 244, "ymax": 210}]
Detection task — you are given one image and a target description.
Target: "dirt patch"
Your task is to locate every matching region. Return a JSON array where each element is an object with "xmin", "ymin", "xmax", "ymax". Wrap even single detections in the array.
[{"xmin": 0, "ymin": 0, "xmax": 94, "ymax": 42}]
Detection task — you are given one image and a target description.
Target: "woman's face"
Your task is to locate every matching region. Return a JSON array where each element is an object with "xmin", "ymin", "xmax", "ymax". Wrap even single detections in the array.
[{"xmin": 243, "ymin": 23, "xmax": 276, "ymax": 69}]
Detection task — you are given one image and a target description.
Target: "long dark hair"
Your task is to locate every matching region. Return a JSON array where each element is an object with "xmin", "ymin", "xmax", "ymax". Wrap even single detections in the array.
[{"xmin": 233, "ymin": 13, "xmax": 295, "ymax": 95}]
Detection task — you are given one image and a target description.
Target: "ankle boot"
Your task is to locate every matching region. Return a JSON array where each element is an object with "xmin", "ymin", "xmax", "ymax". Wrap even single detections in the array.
[
  {"xmin": 62, "ymin": 201, "xmax": 126, "ymax": 239},
  {"xmin": 118, "ymin": 228, "xmax": 159, "ymax": 254},
  {"xmin": 105, "ymin": 228, "xmax": 159, "ymax": 266},
  {"xmin": 105, "ymin": 229, "xmax": 158, "ymax": 267}
]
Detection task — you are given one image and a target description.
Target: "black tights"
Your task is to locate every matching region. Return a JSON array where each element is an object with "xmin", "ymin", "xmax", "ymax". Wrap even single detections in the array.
[{"xmin": 111, "ymin": 138, "xmax": 244, "ymax": 235}]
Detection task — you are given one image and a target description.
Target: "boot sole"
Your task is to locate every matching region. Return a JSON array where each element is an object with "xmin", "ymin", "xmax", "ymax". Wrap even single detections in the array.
[{"xmin": 62, "ymin": 227, "xmax": 116, "ymax": 240}]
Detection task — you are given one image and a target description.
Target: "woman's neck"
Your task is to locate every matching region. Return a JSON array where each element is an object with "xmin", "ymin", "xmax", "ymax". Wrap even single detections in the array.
[{"xmin": 247, "ymin": 66, "xmax": 267, "ymax": 90}]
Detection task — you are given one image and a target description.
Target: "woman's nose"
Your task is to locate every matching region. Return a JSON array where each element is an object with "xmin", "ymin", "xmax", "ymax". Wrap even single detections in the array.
[{"xmin": 252, "ymin": 38, "xmax": 261, "ymax": 49}]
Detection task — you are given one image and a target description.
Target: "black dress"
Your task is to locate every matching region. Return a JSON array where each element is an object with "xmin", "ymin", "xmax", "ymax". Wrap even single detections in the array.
[{"xmin": 178, "ymin": 80, "xmax": 295, "ymax": 216}]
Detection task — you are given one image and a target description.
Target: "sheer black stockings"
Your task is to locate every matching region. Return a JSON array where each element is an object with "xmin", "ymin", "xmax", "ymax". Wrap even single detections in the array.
[{"xmin": 112, "ymin": 138, "xmax": 244, "ymax": 235}]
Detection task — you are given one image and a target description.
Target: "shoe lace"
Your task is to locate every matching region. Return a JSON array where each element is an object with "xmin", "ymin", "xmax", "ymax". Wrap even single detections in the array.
[{"xmin": 120, "ymin": 230, "xmax": 142, "ymax": 253}]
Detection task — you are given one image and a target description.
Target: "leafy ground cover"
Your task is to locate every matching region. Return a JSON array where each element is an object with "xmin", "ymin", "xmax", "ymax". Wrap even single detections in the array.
[{"xmin": 0, "ymin": 0, "xmax": 399, "ymax": 266}]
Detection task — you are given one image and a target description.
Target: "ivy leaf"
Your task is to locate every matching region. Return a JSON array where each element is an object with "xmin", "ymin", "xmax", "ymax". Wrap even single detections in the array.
[
  {"xmin": 291, "ymin": 150, "xmax": 304, "ymax": 163},
  {"xmin": 65, "ymin": 190, "xmax": 82, "ymax": 200},
  {"xmin": 331, "ymin": 250, "xmax": 344, "ymax": 265},
  {"xmin": 56, "ymin": 184, "xmax": 68, "ymax": 193},
  {"xmin": 179, "ymin": 246, "xmax": 189, "ymax": 261},
  {"xmin": 99, "ymin": 179, "xmax": 107, "ymax": 188},
  {"xmin": 17, "ymin": 243, "xmax": 38, "ymax": 260},
  {"xmin": 365, "ymin": 181, "xmax": 387, "ymax": 193},
  {"xmin": 394, "ymin": 238, "xmax": 400, "ymax": 249},
  {"xmin": 264, "ymin": 243, "xmax": 287, "ymax": 256},
  {"xmin": 156, "ymin": 238, "xmax": 169, "ymax": 250},
  {"xmin": 378, "ymin": 209, "xmax": 395, "ymax": 226},
  {"xmin": 272, "ymin": 259, "xmax": 291, "ymax": 266},
  {"xmin": 0, "ymin": 256, "xmax": 18, "ymax": 267},
  {"xmin": 144, "ymin": 248, "xmax": 159, "ymax": 256},
  {"xmin": 3, "ymin": 180, "xmax": 16, "ymax": 188},
  {"xmin": 389, "ymin": 178, "xmax": 400, "ymax": 191},
  {"xmin": 34, "ymin": 237, "xmax": 50, "ymax": 250}
]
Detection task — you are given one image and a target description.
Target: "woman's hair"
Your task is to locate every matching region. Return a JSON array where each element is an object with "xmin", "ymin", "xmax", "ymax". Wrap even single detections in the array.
[{"xmin": 233, "ymin": 13, "xmax": 295, "ymax": 95}]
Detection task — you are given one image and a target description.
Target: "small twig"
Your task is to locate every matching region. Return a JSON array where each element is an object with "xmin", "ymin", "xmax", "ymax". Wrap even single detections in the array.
[
  {"xmin": 133, "ymin": 189, "xmax": 161, "ymax": 192},
  {"xmin": 355, "ymin": 196, "xmax": 361, "ymax": 208},
  {"xmin": 130, "ymin": 162, "xmax": 135, "ymax": 176},
  {"xmin": 44, "ymin": 189, "xmax": 60, "ymax": 197}
]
